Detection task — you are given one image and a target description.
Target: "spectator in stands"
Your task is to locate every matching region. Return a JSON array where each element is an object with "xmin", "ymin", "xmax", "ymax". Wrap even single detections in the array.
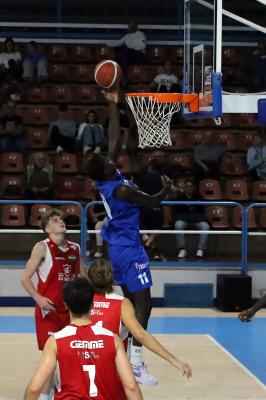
[
  {"xmin": 172, "ymin": 178, "xmax": 209, "ymax": 259},
  {"xmin": 22, "ymin": 41, "xmax": 48, "ymax": 83},
  {"xmin": 25, "ymin": 152, "xmax": 54, "ymax": 200},
  {"xmin": 0, "ymin": 100, "xmax": 26, "ymax": 152},
  {"xmin": 77, "ymin": 110, "xmax": 105, "ymax": 155},
  {"xmin": 107, "ymin": 20, "xmax": 146, "ymax": 67},
  {"xmin": 1, "ymin": 82, "xmax": 22, "ymax": 103},
  {"xmin": 48, "ymin": 104, "xmax": 77, "ymax": 153},
  {"xmin": 0, "ymin": 37, "xmax": 22, "ymax": 82},
  {"xmin": 151, "ymin": 61, "xmax": 181, "ymax": 93},
  {"xmin": 137, "ymin": 157, "xmax": 166, "ymax": 261},
  {"xmin": 247, "ymin": 133, "xmax": 266, "ymax": 180},
  {"xmin": 246, "ymin": 43, "xmax": 266, "ymax": 91},
  {"xmin": 193, "ymin": 130, "xmax": 224, "ymax": 180}
]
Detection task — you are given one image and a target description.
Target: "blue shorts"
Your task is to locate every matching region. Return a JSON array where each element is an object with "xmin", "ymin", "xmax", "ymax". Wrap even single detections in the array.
[{"xmin": 108, "ymin": 244, "xmax": 152, "ymax": 293}]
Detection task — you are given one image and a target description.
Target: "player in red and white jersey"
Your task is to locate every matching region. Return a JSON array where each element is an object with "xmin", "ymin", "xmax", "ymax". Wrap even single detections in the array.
[
  {"xmin": 88, "ymin": 259, "xmax": 192, "ymax": 385},
  {"xmin": 21, "ymin": 208, "xmax": 86, "ymax": 400},
  {"xmin": 24, "ymin": 277, "xmax": 143, "ymax": 400}
]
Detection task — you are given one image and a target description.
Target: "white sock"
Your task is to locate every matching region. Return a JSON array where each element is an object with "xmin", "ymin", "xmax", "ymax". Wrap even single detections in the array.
[{"xmin": 130, "ymin": 344, "xmax": 143, "ymax": 367}]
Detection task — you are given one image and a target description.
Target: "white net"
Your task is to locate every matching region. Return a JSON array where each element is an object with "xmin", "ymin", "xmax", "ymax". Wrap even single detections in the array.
[{"xmin": 126, "ymin": 95, "xmax": 181, "ymax": 148}]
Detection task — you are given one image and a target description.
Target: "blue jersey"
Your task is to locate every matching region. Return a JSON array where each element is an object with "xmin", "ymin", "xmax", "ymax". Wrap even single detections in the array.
[{"xmin": 96, "ymin": 171, "xmax": 141, "ymax": 246}]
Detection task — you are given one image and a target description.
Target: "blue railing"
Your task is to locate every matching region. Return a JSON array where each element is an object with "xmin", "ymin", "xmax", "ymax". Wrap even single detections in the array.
[{"xmin": 1, "ymin": 199, "xmax": 265, "ymax": 273}]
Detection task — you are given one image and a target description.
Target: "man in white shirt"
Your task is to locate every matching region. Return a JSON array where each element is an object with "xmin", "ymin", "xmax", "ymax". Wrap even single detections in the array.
[
  {"xmin": 107, "ymin": 21, "xmax": 146, "ymax": 67},
  {"xmin": 151, "ymin": 61, "xmax": 181, "ymax": 92}
]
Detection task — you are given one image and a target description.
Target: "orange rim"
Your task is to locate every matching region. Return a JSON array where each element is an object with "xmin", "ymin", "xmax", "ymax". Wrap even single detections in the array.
[{"xmin": 126, "ymin": 92, "xmax": 199, "ymax": 113}]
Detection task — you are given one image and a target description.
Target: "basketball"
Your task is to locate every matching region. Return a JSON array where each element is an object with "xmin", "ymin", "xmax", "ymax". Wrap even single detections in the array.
[{"xmin": 94, "ymin": 59, "xmax": 122, "ymax": 89}]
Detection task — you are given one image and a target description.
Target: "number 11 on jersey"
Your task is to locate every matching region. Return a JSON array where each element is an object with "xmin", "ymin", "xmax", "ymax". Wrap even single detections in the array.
[{"xmin": 138, "ymin": 272, "xmax": 149, "ymax": 285}]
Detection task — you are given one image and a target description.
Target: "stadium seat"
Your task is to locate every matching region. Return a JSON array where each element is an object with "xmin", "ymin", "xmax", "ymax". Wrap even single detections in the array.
[
  {"xmin": 168, "ymin": 130, "xmax": 186, "ymax": 150},
  {"xmin": 74, "ymin": 85, "xmax": 99, "ymax": 104},
  {"xmin": 1, "ymin": 175, "xmax": 23, "ymax": 199},
  {"xmin": 199, "ymin": 179, "xmax": 222, "ymax": 200},
  {"xmin": 49, "ymin": 44, "xmax": 68, "ymax": 62},
  {"xmin": 27, "ymin": 128, "xmax": 50, "ymax": 149},
  {"xmin": 26, "ymin": 85, "xmax": 49, "ymax": 102},
  {"xmin": 222, "ymin": 48, "xmax": 237, "ymax": 64},
  {"xmin": 1, "ymin": 204, "xmax": 26, "ymax": 227},
  {"xmin": 94, "ymin": 46, "xmax": 114, "ymax": 61},
  {"xmin": 217, "ymin": 131, "xmax": 237, "ymax": 151},
  {"xmin": 59, "ymin": 205, "xmax": 81, "ymax": 228},
  {"xmin": 232, "ymin": 207, "xmax": 256, "ymax": 229},
  {"xmin": 234, "ymin": 114, "xmax": 255, "ymax": 128},
  {"xmin": 168, "ymin": 153, "xmax": 191, "ymax": 169},
  {"xmin": 116, "ymin": 155, "xmax": 131, "ymax": 175},
  {"xmin": 220, "ymin": 154, "xmax": 247, "ymax": 176},
  {"xmin": 188, "ymin": 130, "xmax": 205, "ymax": 147},
  {"xmin": 83, "ymin": 178, "xmax": 97, "ymax": 200},
  {"xmin": 252, "ymin": 181, "xmax": 266, "ymax": 202},
  {"xmin": 69, "ymin": 45, "xmax": 92, "ymax": 62},
  {"xmin": 146, "ymin": 46, "xmax": 167, "ymax": 64},
  {"xmin": 51, "ymin": 85, "xmax": 72, "ymax": 103},
  {"xmin": 54, "ymin": 153, "xmax": 78, "ymax": 174},
  {"xmin": 0, "ymin": 152, "xmax": 24, "ymax": 173},
  {"xmin": 225, "ymin": 179, "xmax": 249, "ymax": 201},
  {"xmin": 258, "ymin": 207, "xmax": 266, "ymax": 228},
  {"xmin": 206, "ymin": 206, "xmax": 229, "ymax": 228},
  {"xmin": 27, "ymin": 106, "xmax": 49, "ymax": 125},
  {"xmin": 29, "ymin": 204, "xmax": 52, "ymax": 227},
  {"xmin": 239, "ymin": 131, "xmax": 254, "ymax": 150},
  {"xmin": 72, "ymin": 64, "xmax": 95, "ymax": 82},
  {"xmin": 185, "ymin": 118, "xmax": 206, "ymax": 128},
  {"xmin": 56, "ymin": 177, "xmax": 79, "ymax": 200},
  {"xmin": 170, "ymin": 46, "xmax": 183, "ymax": 63},
  {"xmin": 127, "ymin": 66, "xmax": 150, "ymax": 83},
  {"xmin": 50, "ymin": 64, "xmax": 70, "ymax": 81}
]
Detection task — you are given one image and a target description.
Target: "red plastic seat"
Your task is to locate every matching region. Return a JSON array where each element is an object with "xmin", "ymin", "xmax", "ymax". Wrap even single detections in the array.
[
  {"xmin": 1, "ymin": 204, "xmax": 26, "ymax": 227},
  {"xmin": 83, "ymin": 178, "xmax": 97, "ymax": 200},
  {"xmin": 223, "ymin": 48, "xmax": 237, "ymax": 64},
  {"xmin": 217, "ymin": 131, "xmax": 237, "ymax": 151},
  {"xmin": 225, "ymin": 179, "xmax": 249, "ymax": 201},
  {"xmin": 168, "ymin": 130, "xmax": 186, "ymax": 150},
  {"xmin": 59, "ymin": 204, "xmax": 81, "ymax": 228},
  {"xmin": 239, "ymin": 131, "xmax": 254, "ymax": 150},
  {"xmin": 188, "ymin": 130, "xmax": 205, "ymax": 147},
  {"xmin": 74, "ymin": 85, "xmax": 99, "ymax": 104},
  {"xmin": 56, "ymin": 177, "xmax": 79, "ymax": 200},
  {"xmin": 72, "ymin": 65, "xmax": 95, "ymax": 82},
  {"xmin": 234, "ymin": 114, "xmax": 255, "ymax": 128},
  {"xmin": 232, "ymin": 207, "xmax": 256, "ymax": 229},
  {"xmin": 252, "ymin": 181, "xmax": 266, "ymax": 202},
  {"xmin": 94, "ymin": 46, "xmax": 114, "ymax": 61},
  {"xmin": 170, "ymin": 46, "xmax": 183, "ymax": 63},
  {"xmin": 49, "ymin": 44, "xmax": 68, "ymax": 62},
  {"xmin": 146, "ymin": 46, "xmax": 167, "ymax": 64},
  {"xmin": 258, "ymin": 207, "xmax": 266, "ymax": 228},
  {"xmin": 199, "ymin": 179, "xmax": 222, "ymax": 200},
  {"xmin": 69, "ymin": 45, "xmax": 92, "ymax": 62},
  {"xmin": 127, "ymin": 66, "xmax": 149, "ymax": 83},
  {"xmin": 50, "ymin": 64, "xmax": 70, "ymax": 81},
  {"xmin": 27, "ymin": 107, "xmax": 49, "ymax": 125},
  {"xmin": 27, "ymin": 128, "xmax": 49, "ymax": 149},
  {"xmin": 27, "ymin": 85, "xmax": 49, "ymax": 102},
  {"xmin": 30, "ymin": 204, "xmax": 52, "ymax": 227},
  {"xmin": 220, "ymin": 154, "xmax": 247, "ymax": 176},
  {"xmin": 206, "ymin": 206, "xmax": 229, "ymax": 228},
  {"xmin": 0, "ymin": 152, "xmax": 24, "ymax": 173},
  {"xmin": 1, "ymin": 175, "xmax": 23, "ymax": 199},
  {"xmin": 51, "ymin": 85, "xmax": 72, "ymax": 103},
  {"xmin": 55, "ymin": 153, "xmax": 78, "ymax": 174},
  {"xmin": 168, "ymin": 153, "xmax": 191, "ymax": 169}
]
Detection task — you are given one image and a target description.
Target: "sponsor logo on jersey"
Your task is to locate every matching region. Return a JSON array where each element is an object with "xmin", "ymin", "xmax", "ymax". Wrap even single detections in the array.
[
  {"xmin": 55, "ymin": 257, "xmax": 65, "ymax": 260},
  {"xmin": 135, "ymin": 262, "xmax": 148, "ymax": 272},
  {"xmin": 58, "ymin": 264, "xmax": 75, "ymax": 281},
  {"xmin": 93, "ymin": 301, "xmax": 110, "ymax": 308},
  {"xmin": 90, "ymin": 309, "xmax": 104, "ymax": 316},
  {"xmin": 68, "ymin": 255, "xmax": 77, "ymax": 261},
  {"xmin": 70, "ymin": 340, "xmax": 104, "ymax": 349}
]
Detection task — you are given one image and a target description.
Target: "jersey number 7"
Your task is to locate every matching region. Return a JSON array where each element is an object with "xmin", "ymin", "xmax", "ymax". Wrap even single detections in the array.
[{"xmin": 83, "ymin": 365, "xmax": 98, "ymax": 397}]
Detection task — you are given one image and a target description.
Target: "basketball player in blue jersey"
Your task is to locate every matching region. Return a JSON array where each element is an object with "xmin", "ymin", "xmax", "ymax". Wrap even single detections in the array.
[{"xmin": 86, "ymin": 90, "xmax": 171, "ymax": 385}]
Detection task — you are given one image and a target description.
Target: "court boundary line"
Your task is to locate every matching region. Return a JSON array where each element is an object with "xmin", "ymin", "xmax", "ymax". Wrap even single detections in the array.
[{"xmin": 207, "ymin": 334, "xmax": 266, "ymax": 391}]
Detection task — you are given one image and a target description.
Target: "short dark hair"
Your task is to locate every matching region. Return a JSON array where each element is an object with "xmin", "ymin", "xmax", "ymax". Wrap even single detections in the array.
[
  {"xmin": 63, "ymin": 277, "xmax": 95, "ymax": 316},
  {"xmin": 86, "ymin": 110, "xmax": 98, "ymax": 123},
  {"xmin": 40, "ymin": 208, "xmax": 64, "ymax": 232},
  {"xmin": 87, "ymin": 259, "xmax": 114, "ymax": 294},
  {"xmin": 85, "ymin": 154, "xmax": 106, "ymax": 181},
  {"xmin": 29, "ymin": 40, "xmax": 37, "ymax": 46}
]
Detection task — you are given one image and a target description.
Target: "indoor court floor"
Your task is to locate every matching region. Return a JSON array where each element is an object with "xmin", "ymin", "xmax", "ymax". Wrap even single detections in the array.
[{"xmin": 1, "ymin": 307, "xmax": 266, "ymax": 400}]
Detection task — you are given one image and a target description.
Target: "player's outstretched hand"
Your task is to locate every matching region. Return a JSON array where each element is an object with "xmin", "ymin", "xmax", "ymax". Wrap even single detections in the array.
[
  {"xmin": 38, "ymin": 296, "xmax": 55, "ymax": 312},
  {"xmin": 172, "ymin": 359, "xmax": 192, "ymax": 379},
  {"xmin": 101, "ymin": 89, "xmax": 119, "ymax": 104},
  {"xmin": 161, "ymin": 175, "xmax": 172, "ymax": 191},
  {"xmin": 238, "ymin": 308, "xmax": 255, "ymax": 323}
]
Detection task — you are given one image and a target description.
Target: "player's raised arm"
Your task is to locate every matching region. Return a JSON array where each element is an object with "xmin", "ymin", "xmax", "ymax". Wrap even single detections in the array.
[
  {"xmin": 21, "ymin": 241, "xmax": 55, "ymax": 311},
  {"xmin": 24, "ymin": 336, "xmax": 57, "ymax": 400},
  {"xmin": 114, "ymin": 334, "xmax": 143, "ymax": 400},
  {"xmin": 114, "ymin": 175, "xmax": 172, "ymax": 208},
  {"xmin": 122, "ymin": 298, "xmax": 192, "ymax": 379}
]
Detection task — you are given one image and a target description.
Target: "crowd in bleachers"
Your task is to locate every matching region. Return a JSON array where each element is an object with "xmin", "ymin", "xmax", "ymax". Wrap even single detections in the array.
[{"xmin": 0, "ymin": 31, "xmax": 266, "ymax": 261}]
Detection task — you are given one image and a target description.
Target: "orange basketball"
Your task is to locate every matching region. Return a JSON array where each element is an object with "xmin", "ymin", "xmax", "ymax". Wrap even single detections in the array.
[{"xmin": 94, "ymin": 59, "xmax": 122, "ymax": 89}]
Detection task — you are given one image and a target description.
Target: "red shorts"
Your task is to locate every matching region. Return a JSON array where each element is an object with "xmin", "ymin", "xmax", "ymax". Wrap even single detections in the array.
[{"xmin": 35, "ymin": 306, "xmax": 70, "ymax": 350}]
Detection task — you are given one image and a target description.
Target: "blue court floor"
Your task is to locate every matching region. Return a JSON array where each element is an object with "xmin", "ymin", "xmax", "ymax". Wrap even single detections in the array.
[{"xmin": 1, "ymin": 314, "xmax": 266, "ymax": 387}]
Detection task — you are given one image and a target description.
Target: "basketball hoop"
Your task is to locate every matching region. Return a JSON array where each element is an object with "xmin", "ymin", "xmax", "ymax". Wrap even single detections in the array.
[{"xmin": 125, "ymin": 92, "xmax": 199, "ymax": 148}]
